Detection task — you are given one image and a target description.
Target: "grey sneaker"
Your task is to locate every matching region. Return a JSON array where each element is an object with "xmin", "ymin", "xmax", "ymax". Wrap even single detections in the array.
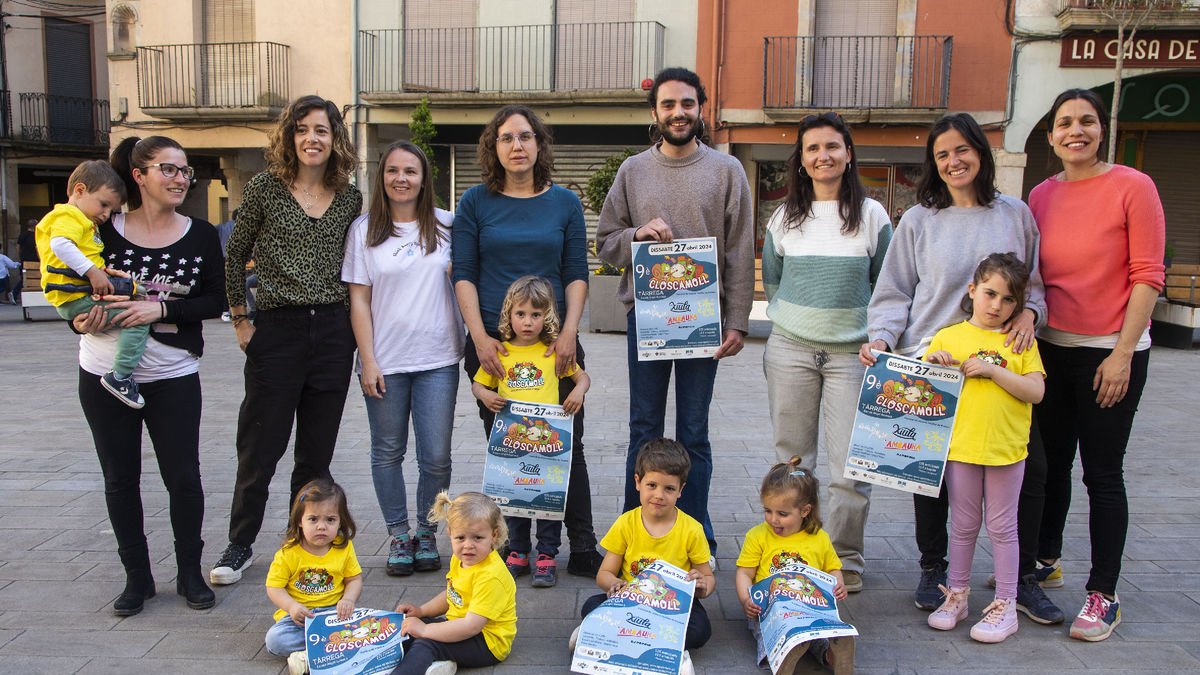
[
  {"xmin": 386, "ymin": 533, "xmax": 413, "ymax": 576},
  {"xmin": 414, "ymin": 527, "xmax": 441, "ymax": 572},
  {"xmin": 426, "ymin": 661, "xmax": 457, "ymax": 675},
  {"xmin": 101, "ymin": 371, "xmax": 145, "ymax": 409},
  {"xmin": 532, "ymin": 554, "xmax": 558, "ymax": 588}
]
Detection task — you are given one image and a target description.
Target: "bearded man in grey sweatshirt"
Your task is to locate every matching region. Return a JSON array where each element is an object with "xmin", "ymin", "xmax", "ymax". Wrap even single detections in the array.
[{"xmin": 596, "ymin": 67, "xmax": 754, "ymax": 556}]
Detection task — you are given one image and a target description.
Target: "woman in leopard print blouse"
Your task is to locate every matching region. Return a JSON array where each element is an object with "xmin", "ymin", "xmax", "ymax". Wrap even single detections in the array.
[{"xmin": 214, "ymin": 95, "xmax": 363, "ymax": 586}]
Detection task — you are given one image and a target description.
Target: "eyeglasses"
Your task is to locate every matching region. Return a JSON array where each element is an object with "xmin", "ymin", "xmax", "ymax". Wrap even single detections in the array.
[
  {"xmin": 497, "ymin": 131, "xmax": 536, "ymax": 146},
  {"xmin": 142, "ymin": 163, "xmax": 195, "ymax": 180},
  {"xmin": 802, "ymin": 112, "xmax": 843, "ymax": 125}
]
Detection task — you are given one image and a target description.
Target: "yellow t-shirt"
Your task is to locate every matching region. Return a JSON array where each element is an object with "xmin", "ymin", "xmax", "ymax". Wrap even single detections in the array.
[
  {"xmin": 599, "ymin": 507, "xmax": 711, "ymax": 582},
  {"xmin": 265, "ymin": 540, "xmax": 362, "ymax": 622},
  {"xmin": 445, "ymin": 550, "xmax": 517, "ymax": 660},
  {"xmin": 34, "ymin": 203, "xmax": 105, "ymax": 306},
  {"xmin": 927, "ymin": 320, "xmax": 1046, "ymax": 466},
  {"xmin": 473, "ymin": 341, "xmax": 577, "ymax": 405},
  {"xmin": 735, "ymin": 521, "xmax": 842, "ymax": 584}
]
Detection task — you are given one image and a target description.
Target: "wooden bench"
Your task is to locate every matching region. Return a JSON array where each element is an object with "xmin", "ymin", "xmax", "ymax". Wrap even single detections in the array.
[
  {"xmin": 1152, "ymin": 264, "xmax": 1200, "ymax": 348},
  {"xmin": 1165, "ymin": 264, "xmax": 1199, "ymax": 306}
]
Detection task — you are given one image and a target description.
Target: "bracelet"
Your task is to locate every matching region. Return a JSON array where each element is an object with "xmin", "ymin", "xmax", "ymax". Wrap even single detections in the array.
[
  {"xmin": 231, "ymin": 314, "xmax": 249, "ymax": 327},
  {"xmin": 160, "ymin": 302, "xmax": 167, "ymax": 320}
]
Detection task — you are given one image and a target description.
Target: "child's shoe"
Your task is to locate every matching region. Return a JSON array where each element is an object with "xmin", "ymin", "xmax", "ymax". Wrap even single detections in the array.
[
  {"xmin": 287, "ymin": 650, "xmax": 308, "ymax": 675},
  {"xmin": 1069, "ymin": 591, "xmax": 1121, "ymax": 642},
  {"xmin": 386, "ymin": 533, "xmax": 414, "ymax": 576},
  {"xmin": 102, "ymin": 371, "xmax": 145, "ymax": 409},
  {"xmin": 678, "ymin": 650, "xmax": 695, "ymax": 675},
  {"xmin": 970, "ymin": 597, "xmax": 1018, "ymax": 643},
  {"xmin": 568, "ymin": 625, "xmax": 580, "ymax": 651},
  {"xmin": 504, "ymin": 550, "xmax": 530, "ymax": 578},
  {"xmin": 414, "ymin": 527, "xmax": 441, "ymax": 572},
  {"xmin": 532, "ymin": 553, "xmax": 558, "ymax": 587},
  {"xmin": 425, "ymin": 661, "xmax": 457, "ymax": 675},
  {"xmin": 567, "ymin": 549, "xmax": 604, "ymax": 577},
  {"xmin": 927, "ymin": 585, "xmax": 969, "ymax": 630}
]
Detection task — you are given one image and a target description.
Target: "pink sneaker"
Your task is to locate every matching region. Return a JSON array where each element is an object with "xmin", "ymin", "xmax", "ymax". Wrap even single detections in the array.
[
  {"xmin": 970, "ymin": 597, "xmax": 1018, "ymax": 643},
  {"xmin": 1070, "ymin": 592, "xmax": 1121, "ymax": 642},
  {"xmin": 927, "ymin": 585, "xmax": 969, "ymax": 631}
]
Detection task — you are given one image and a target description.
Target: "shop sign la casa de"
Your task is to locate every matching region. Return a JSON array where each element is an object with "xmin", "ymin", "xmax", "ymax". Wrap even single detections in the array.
[{"xmin": 1061, "ymin": 30, "xmax": 1200, "ymax": 69}]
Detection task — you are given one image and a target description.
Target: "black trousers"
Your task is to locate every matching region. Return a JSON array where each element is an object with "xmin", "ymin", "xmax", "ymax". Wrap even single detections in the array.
[
  {"xmin": 228, "ymin": 304, "xmax": 355, "ymax": 547},
  {"xmin": 390, "ymin": 618, "xmax": 500, "ymax": 674},
  {"xmin": 79, "ymin": 369, "xmax": 205, "ymax": 570},
  {"xmin": 582, "ymin": 593, "xmax": 712, "ymax": 649},
  {"xmin": 464, "ymin": 334, "xmax": 598, "ymax": 553},
  {"xmin": 1036, "ymin": 343, "xmax": 1149, "ymax": 595}
]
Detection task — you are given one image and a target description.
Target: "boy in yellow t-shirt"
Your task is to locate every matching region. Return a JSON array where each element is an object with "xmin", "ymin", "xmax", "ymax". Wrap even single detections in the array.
[
  {"xmin": 472, "ymin": 276, "xmax": 590, "ymax": 588},
  {"xmin": 568, "ymin": 439, "xmax": 716, "ymax": 673},
  {"xmin": 35, "ymin": 160, "xmax": 147, "ymax": 409}
]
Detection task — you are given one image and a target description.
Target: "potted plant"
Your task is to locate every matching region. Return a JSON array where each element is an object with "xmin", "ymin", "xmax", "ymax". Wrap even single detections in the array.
[{"xmin": 584, "ymin": 148, "xmax": 637, "ymax": 332}]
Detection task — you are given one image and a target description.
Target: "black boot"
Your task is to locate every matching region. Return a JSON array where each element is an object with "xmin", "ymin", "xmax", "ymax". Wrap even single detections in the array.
[
  {"xmin": 114, "ymin": 568, "xmax": 156, "ymax": 616},
  {"xmin": 176, "ymin": 541, "xmax": 215, "ymax": 610},
  {"xmin": 114, "ymin": 546, "xmax": 156, "ymax": 617},
  {"xmin": 176, "ymin": 566, "xmax": 216, "ymax": 609}
]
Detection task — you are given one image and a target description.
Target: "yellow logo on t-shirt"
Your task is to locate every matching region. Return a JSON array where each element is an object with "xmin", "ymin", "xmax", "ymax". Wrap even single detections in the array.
[{"xmin": 446, "ymin": 579, "xmax": 463, "ymax": 607}]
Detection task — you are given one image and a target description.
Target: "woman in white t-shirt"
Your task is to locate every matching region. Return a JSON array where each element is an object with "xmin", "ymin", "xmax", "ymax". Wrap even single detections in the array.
[{"xmin": 342, "ymin": 141, "xmax": 464, "ymax": 577}]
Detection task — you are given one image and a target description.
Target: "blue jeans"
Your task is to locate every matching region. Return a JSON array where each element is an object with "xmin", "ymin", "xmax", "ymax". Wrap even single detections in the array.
[
  {"xmin": 364, "ymin": 364, "xmax": 459, "ymax": 534},
  {"xmin": 623, "ymin": 310, "xmax": 720, "ymax": 552},
  {"xmin": 265, "ymin": 605, "xmax": 334, "ymax": 655}
]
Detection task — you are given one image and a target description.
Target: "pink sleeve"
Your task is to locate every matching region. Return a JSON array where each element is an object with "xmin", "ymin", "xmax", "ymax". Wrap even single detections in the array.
[{"xmin": 1123, "ymin": 172, "xmax": 1166, "ymax": 291}]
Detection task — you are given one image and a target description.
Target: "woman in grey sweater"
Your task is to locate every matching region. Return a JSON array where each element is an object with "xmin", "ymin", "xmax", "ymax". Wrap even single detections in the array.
[{"xmin": 858, "ymin": 113, "xmax": 1058, "ymax": 623}]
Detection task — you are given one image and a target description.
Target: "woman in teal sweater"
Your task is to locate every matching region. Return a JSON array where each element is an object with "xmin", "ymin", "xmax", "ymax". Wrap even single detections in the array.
[{"xmin": 761, "ymin": 112, "xmax": 892, "ymax": 593}]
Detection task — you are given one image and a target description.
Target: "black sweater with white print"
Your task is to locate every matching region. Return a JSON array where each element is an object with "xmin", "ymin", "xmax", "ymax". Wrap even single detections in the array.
[{"xmin": 99, "ymin": 217, "xmax": 226, "ymax": 357}]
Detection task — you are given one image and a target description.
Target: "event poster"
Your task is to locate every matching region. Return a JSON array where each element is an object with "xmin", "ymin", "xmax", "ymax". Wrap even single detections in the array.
[
  {"xmin": 631, "ymin": 237, "xmax": 722, "ymax": 361},
  {"xmin": 752, "ymin": 564, "xmax": 858, "ymax": 675},
  {"xmin": 305, "ymin": 608, "xmax": 405, "ymax": 675},
  {"xmin": 843, "ymin": 350, "xmax": 962, "ymax": 497},
  {"xmin": 482, "ymin": 401, "xmax": 574, "ymax": 519},
  {"xmin": 571, "ymin": 560, "xmax": 696, "ymax": 675}
]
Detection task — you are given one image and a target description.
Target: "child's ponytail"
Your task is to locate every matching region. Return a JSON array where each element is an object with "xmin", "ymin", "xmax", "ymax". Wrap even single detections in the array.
[
  {"xmin": 427, "ymin": 491, "xmax": 507, "ymax": 550},
  {"xmin": 760, "ymin": 456, "xmax": 823, "ymax": 534}
]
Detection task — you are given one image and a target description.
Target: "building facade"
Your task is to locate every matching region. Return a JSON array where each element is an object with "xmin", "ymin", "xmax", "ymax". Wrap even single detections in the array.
[
  {"xmin": 1007, "ymin": 0, "xmax": 1200, "ymax": 264},
  {"xmin": 1, "ymin": 1, "xmax": 110, "ymax": 252}
]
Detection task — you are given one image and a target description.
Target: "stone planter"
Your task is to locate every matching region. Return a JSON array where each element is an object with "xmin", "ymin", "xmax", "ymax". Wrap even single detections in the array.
[{"xmin": 587, "ymin": 274, "xmax": 627, "ymax": 333}]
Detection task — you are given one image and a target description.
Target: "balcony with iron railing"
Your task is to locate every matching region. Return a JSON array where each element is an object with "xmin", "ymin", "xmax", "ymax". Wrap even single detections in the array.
[
  {"xmin": 1058, "ymin": 0, "xmax": 1200, "ymax": 30},
  {"xmin": 0, "ymin": 90, "xmax": 109, "ymax": 149},
  {"xmin": 358, "ymin": 21, "xmax": 665, "ymax": 103},
  {"xmin": 136, "ymin": 42, "xmax": 289, "ymax": 120},
  {"xmin": 763, "ymin": 35, "xmax": 952, "ymax": 122}
]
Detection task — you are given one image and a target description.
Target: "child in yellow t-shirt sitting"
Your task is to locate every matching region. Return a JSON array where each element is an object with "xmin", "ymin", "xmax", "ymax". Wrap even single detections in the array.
[
  {"xmin": 567, "ymin": 438, "xmax": 716, "ymax": 675},
  {"xmin": 472, "ymin": 276, "xmax": 590, "ymax": 588},
  {"xmin": 35, "ymin": 159, "xmax": 147, "ymax": 408}
]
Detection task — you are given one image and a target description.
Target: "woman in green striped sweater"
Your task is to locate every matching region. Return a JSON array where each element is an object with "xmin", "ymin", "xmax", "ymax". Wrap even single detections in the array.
[{"xmin": 761, "ymin": 112, "xmax": 893, "ymax": 594}]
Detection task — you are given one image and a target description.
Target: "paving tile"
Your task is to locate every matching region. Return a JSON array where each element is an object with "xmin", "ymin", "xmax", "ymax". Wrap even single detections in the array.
[{"xmin": 1, "ymin": 627, "xmax": 165, "ymax": 657}]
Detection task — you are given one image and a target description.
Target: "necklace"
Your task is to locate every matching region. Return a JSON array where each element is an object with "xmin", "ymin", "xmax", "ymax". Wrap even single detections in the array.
[{"xmin": 294, "ymin": 182, "xmax": 325, "ymax": 211}]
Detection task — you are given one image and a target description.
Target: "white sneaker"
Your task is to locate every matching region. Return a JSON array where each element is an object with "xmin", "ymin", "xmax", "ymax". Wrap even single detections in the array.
[
  {"xmin": 287, "ymin": 650, "xmax": 307, "ymax": 675},
  {"xmin": 678, "ymin": 650, "xmax": 695, "ymax": 675},
  {"xmin": 927, "ymin": 585, "xmax": 969, "ymax": 631},
  {"xmin": 425, "ymin": 661, "xmax": 457, "ymax": 675},
  {"xmin": 970, "ymin": 597, "xmax": 1018, "ymax": 643},
  {"xmin": 568, "ymin": 625, "xmax": 580, "ymax": 651}
]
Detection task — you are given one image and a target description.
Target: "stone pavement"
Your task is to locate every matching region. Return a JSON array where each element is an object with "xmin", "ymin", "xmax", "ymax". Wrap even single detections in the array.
[{"xmin": 1, "ymin": 303, "xmax": 1198, "ymax": 674}]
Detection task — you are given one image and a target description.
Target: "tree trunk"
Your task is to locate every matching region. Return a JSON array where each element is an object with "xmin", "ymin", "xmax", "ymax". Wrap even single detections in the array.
[{"xmin": 1108, "ymin": 23, "xmax": 1126, "ymax": 164}]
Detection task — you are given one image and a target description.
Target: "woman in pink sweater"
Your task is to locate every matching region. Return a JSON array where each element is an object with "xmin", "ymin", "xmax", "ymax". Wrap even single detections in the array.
[{"xmin": 1028, "ymin": 88, "xmax": 1165, "ymax": 643}]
